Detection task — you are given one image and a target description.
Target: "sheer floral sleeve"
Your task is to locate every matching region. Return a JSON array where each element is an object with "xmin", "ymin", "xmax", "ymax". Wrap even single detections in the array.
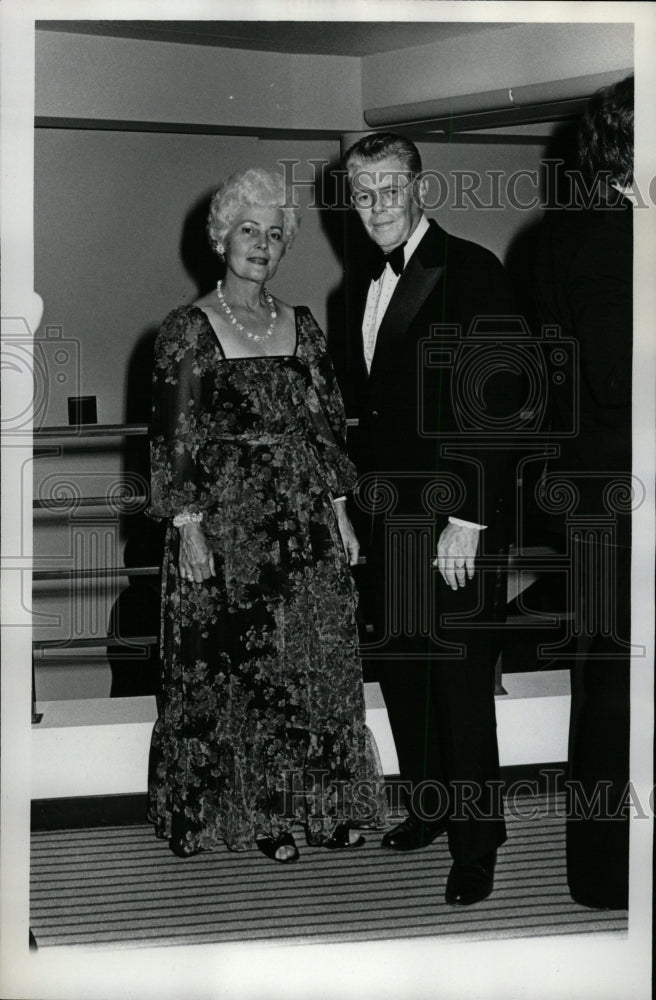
[
  {"xmin": 296, "ymin": 306, "xmax": 357, "ymax": 498},
  {"xmin": 147, "ymin": 306, "xmax": 217, "ymax": 522}
]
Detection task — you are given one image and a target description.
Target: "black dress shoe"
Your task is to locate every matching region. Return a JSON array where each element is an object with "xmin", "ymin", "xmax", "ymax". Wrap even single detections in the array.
[
  {"xmin": 381, "ymin": 814, "xmax": 447, "ymax": 851},
  {"xmin": 445, "ymin": 851, "xmax": 496, "ymax": 906}
]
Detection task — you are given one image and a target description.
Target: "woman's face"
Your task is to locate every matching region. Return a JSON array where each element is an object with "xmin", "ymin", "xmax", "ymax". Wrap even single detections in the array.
[{"xmin": 224, "ymin": 204, "xmax": 286, "ymax": 284}]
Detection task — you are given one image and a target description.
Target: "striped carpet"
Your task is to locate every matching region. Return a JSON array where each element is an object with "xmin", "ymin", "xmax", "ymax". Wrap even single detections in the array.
[{"xmin": 30, "ymin": 794, "xmax": 627, "ymax": 948}]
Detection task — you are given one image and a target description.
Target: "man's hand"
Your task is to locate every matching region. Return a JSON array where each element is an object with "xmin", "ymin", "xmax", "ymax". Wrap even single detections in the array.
[
  {"xmin": 178, "ymin": 521, "xmax": 216, "ymax": 583},
  {"xmin": 434, "ymin": 523, "xmax": 480, "ymax": 590},
  {"xmin": 332, "ymin": 499, "xmax": 360, "ymax": 566}
]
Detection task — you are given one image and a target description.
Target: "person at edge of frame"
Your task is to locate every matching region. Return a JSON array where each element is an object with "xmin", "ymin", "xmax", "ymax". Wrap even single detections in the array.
[{"xmin": 534, "ymin": 75, "xmax": 635, "ymax": 910}]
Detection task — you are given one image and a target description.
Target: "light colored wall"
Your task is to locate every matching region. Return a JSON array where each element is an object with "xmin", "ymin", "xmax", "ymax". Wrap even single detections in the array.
[
  {"xmin": 417, "ymin": 139, "xmax": 548, "ymax": 264},
  {"xmin": 36, "ymin": 29, "xmax": 363, "ymax": 132},
  {"xmin": 361, "ymin": 22, "xmax": 633, "ymax": 111}
]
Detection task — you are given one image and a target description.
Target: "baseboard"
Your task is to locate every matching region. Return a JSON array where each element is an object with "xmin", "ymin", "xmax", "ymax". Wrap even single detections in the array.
[{"xmin": 32, "ymin": 793, "xmax": 150, "ymax": 830}]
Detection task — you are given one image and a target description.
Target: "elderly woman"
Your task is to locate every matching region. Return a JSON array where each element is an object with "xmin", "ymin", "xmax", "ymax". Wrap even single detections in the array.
[{"xmin": 147, "ymin": 168, "xmax": 386, "ymax": 861}]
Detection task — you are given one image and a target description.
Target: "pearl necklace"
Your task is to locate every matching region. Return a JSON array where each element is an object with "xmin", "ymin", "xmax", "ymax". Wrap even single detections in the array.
[{"xmin": 216, "ymin": 280, "xmax": 278, "ymax": 342}]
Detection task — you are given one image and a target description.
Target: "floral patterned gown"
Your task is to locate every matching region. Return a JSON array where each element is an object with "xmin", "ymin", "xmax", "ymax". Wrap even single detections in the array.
[{"xmin": 147, "ymin": 304, "xmax": 386, "ymax": 854}]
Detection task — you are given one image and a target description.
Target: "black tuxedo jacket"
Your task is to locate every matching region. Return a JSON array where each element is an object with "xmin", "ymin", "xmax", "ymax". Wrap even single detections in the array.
[{"xmin": 346, "ymin": 218, "xmax": 522, "ymax": 530}]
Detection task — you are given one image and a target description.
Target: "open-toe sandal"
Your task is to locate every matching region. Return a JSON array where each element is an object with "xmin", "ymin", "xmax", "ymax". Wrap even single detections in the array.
[
  {"xmin": 323, "ymin": 823, "xmax": 365, "ymax": 850},
  {"xmin": 256, "ymin": 831, "xmax": 299, "ymax": 863},
  {"xmin": 169, "ymin": 839, "xmax": 204, "ymax": 859}
]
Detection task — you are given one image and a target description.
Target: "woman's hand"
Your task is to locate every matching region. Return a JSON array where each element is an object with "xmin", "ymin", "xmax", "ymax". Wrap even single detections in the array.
[
  {"xmin": 178, "ymin": 521, "xmax": 216, "ymax": 583},
  {"xmin": 332, "ymin": 499, "xmax": 360, "ymax": 566}
]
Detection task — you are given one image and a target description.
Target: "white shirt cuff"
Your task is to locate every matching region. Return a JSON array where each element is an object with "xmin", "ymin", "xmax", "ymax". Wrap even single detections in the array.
[{"xmin": 448, "ymin": 516, "xmax": 487, "ymax": 530}]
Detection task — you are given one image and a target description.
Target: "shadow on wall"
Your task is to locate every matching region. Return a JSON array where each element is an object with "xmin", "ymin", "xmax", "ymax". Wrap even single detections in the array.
[
  {"xmin": 109, "ymin": 190, "xmax": 225, "ymax": 697},
  {"xmin": 313, "ymin": 157, "xmax": 378, "ymax": 416},
  {"xmin": 109, "ymin": 324, "xmax": 163, "ymax": 697},
  {"xmin": 180, "ymin": 189, "xmax": 225, "ymax": 298}
]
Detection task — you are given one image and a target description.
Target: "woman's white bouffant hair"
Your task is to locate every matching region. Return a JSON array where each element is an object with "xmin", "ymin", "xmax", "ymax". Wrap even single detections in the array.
[{"xmin": 207, "ymin": 167, "xmax": 301, "ymax": 256}]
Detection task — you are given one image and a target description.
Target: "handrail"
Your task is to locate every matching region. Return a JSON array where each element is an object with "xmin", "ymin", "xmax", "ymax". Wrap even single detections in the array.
[
  {"xmin": 33, "ymin": 566, "xmax": 159, "ymax": 581},
  {"xmin": 33, "ymin": 423, "xmax": 149, "ymax": 438},
  {"xmin": 33, "ymin": 420, "xmax": 360, "ymax": 435},
  {"xmin": 34, "ymin": 496, "xmax": 148, "ymax": 510},
  {"xmin": 33, "ymin": 635, "xmax": 158, "ymax": 651},
  {"xmin": 34, "ymin": 650, "xmax": 151, "ymax": 663}
]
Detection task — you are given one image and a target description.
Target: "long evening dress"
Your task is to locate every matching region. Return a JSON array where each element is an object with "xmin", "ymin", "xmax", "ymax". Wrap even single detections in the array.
[{"xmin": 147, "ymin": 304, "xmax": 386, "ymax": 855}]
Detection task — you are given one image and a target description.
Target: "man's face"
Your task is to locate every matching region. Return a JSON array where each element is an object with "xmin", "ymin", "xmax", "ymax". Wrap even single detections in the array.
[{"xmin": 350, "ymin": 154, "xmax": 426, "ymax": 252}]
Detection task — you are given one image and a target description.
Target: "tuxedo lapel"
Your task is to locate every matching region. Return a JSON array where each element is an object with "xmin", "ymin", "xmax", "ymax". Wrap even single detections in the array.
[{"xmin": 368, "ymin": 220, "xmax": 446, "ymax": 387}]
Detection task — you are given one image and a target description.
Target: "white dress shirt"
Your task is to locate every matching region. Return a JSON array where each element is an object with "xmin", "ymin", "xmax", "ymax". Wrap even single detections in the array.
[{"xmin": 361, "ymin": 215, "xmax": 429, "ymax": 372}]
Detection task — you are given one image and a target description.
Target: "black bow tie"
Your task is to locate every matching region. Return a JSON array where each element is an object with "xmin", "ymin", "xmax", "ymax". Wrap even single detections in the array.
[{"xmin": 370, "ymin": 242, "xmax": 407, "ymax": 280}]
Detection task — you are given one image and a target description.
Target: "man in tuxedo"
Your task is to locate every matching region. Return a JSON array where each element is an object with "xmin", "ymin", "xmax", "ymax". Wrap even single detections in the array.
[
  {"xmin": 534, "ymin": 76, "xmax": 634, "ymax": 909},
  {"xmin": 343, "ymin": 133, "xmax": 523, "ymax": 905}
]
